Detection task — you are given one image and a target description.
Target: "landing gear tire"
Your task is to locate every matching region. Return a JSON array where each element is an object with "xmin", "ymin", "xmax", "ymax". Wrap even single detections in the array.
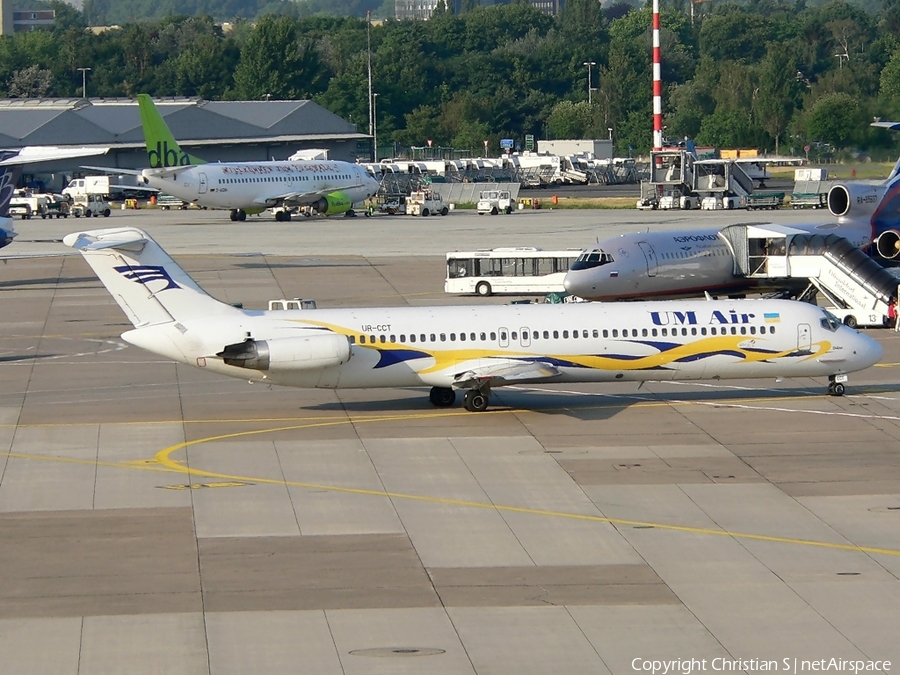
[
  {"xmin": 463, "ymin": 390, "xmax": 489, "ymax": 412},
  {"xmin": 429, "ymin": 387, "xmax": 456, "ymax": 407},
  {"xmin": 476, "ymin": 281, "xmax": 492, "ymax": 297},
  {"xmin": 344, "ymin": 210, "xmax": 357, "ymax": 217},
  {"xmin": 843, "ymin": 315, "xmax": 858, "ymax": 328},
  {"xmin": 828, "ymin": 375, "xmax": 847, "ymax": 396},
  {"xmin": 237, "ymin": 210, "xmax": 247, "ymax": 221},
  {"xmin": 230, "ymin": 210, "xmax": 237, "ymax": 221}
]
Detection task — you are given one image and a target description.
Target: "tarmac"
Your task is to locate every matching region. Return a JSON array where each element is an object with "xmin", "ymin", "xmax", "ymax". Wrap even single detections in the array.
[{"xmin": 1, "ymin": 207, "xmax": 899, "ymax": 674}]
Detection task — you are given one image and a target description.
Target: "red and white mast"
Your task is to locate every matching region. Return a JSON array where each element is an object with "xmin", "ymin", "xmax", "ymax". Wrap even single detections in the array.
[{"xmin": 652, "ymin": 0, "xmax": 663, "ymax": 151}]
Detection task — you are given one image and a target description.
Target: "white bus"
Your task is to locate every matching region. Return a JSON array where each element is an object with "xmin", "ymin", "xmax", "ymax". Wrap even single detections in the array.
[{"xmin": 444, "ymin": 247, "xmax": 582, "ymax": 296}]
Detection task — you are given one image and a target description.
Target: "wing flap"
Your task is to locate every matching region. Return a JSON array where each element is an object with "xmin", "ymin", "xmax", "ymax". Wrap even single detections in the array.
[
  {"xmin": 452, "ymin": 360, "xmax": 562, "ymax": 389},
  {"xmin": 252, "ymin": 184, "xmax": 363, "ymax": 207}
]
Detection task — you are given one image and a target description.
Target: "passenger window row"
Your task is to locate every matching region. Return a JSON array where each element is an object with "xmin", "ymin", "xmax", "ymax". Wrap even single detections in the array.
[{"xmin": 347, "ymin": 324, "xmax": 775, "ymax": 345}]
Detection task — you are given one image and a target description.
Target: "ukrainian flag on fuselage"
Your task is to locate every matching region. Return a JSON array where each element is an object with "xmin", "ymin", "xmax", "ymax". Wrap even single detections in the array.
[{"xmin": 764, "ymin": 312, "xmax": 781, "ymax": 324}]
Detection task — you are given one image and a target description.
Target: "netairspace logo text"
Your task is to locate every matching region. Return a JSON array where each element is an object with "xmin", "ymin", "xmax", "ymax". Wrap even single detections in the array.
[{"xmin": 631, "ymin": 658, "xmax": 892, "ymax": 675}]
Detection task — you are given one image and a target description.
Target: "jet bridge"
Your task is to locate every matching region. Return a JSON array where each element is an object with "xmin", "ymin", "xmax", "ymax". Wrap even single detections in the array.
[{"xmin": 719, "ymin": 224, "xmax": 898, "ymax": 327}]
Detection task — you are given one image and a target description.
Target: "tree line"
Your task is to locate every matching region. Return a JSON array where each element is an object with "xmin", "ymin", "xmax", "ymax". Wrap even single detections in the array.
[{"xmin": 2, "ymin": 0, "xmax": 900, "ymax": 158}]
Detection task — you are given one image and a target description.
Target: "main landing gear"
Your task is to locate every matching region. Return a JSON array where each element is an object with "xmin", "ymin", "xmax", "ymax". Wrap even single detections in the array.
[
  {"xmin": 428, "ymin": 386, "xmax": 491, "ymax": 412},
  {"xmin": 828, "ymin": 374, "xmax": 847, "ymax": 396},
  {"xmin": 229, "ymin": 209, "xmax": 247, "ymax": 222}
]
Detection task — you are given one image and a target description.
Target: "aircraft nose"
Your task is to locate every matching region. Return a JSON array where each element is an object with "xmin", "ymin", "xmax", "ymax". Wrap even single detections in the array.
[
  {"xmin": 853, "ymin": 330, "xmax": 883, "ymax": 370},
  {"xmin": 562, "ymin": 271, "xmax": 583, "ymax": 295}
]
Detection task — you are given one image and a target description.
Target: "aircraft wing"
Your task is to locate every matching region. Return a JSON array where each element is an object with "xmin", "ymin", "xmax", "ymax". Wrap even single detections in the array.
[
  {"xmin": 252, "ymin": 183, "xmax": 363, "ymax": 207},
  {"xmin": 451, "ymin": 359, "xmax": 562, "ymax": 389},
  {"xmin": 83, "ymin": 165, "xmax": 196, "ymax": 180},
  {"xmin": 0, "ymin": 147, "xmax": 108, "ymax": 166}
]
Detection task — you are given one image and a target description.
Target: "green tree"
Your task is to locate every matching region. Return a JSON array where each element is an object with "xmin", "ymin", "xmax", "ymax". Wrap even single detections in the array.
[
  {"xmin": 804, "ymin": 92, "xmax": 860, "ymax": 148},
  {"xmin": 755, "ymin": 43, "xmax": 802, "ymax": 154},
  {"xmin": 231, "ymin": 16, "xmax": 327, "ymax": 100},
  {"xmin": 7, "ymin": 65, "xmax": 54, "ymax": 98}
]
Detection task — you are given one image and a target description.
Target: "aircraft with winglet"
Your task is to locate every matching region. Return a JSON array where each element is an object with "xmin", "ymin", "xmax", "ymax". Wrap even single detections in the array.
[
  {"xmin": 65, "ymin": 226, "xmax": 881, "ymax": 411},
  {"xmin": 88, "ymin": 95, "xmax": 380, "ymax": 222}
]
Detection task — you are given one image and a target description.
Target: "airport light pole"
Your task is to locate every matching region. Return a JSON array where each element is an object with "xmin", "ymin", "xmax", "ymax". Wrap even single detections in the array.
[
  {"xmin": 373, "ymin": 93, "xmax": 379, "ymax": 162},
  {"xmin": 78, "ymin": 67, "xmax": 91, "ymax": 99},
  {"xmin": 583, "ymin": 61, "xmax": 596, "ymax": 105}
]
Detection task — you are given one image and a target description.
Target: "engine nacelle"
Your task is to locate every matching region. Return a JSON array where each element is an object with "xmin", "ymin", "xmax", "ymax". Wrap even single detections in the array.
[
  {"xmin": 827, "ymin": 183, "xmax": 884, "ymax": 219},
  {"xmin": 312, "ymin": 191, "xmax": 352, "ymax": 215},
  {"xmin": 875, "ymin": 229, "xmax": 900, "ymax": 259},
  {"xmin": 218, "ymin": 334, "xmax": 350, "ymax": 372}
]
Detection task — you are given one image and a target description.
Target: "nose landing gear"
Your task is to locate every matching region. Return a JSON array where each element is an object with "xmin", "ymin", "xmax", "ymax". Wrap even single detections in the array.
[
  {"xmin": 828, "ymin": 374, "xmax": 847, "ymax": 396},
  {"xmin": 229, "ymin": 209, "xmax": 247, "ymax": 221}
]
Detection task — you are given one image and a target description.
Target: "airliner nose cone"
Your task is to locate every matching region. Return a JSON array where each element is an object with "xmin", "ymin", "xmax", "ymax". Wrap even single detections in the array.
[
  {"xmin": 563, "ymin": 271, "xmax": 589, "ymax": 296},
  {"xmin": 860, "ymin": 333, "xmax": 884, "ymax": 368}
]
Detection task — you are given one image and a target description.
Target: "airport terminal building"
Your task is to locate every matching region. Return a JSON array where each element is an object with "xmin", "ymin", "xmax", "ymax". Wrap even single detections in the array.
[{"xmin": 0, "ymin": 97, "xmax": 371, "ymax": 184}]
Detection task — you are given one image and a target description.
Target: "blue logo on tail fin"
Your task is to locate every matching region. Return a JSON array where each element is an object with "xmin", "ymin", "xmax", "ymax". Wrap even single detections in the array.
[
  {"xmin": 0, "ymin": 152, "xmax": 23, "ymax": 217},
  {"xmin": 114, "ymin": 264, "xmax": 180, "ymax": 291}
]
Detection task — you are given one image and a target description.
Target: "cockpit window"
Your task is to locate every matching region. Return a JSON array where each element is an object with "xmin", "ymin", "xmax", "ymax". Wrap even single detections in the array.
[
  {"xmin": 571, "ymin": 250, "xmax": 615, "ymax": 271},
  {"xmin": 820, "ymin": 310, "xmax": 841, "ymax": 332}
]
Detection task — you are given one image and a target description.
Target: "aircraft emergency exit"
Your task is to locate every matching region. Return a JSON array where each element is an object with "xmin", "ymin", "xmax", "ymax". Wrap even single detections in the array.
[{"xmin": 66, "ymin": 227, "xmax": 881, "ymax": 412}]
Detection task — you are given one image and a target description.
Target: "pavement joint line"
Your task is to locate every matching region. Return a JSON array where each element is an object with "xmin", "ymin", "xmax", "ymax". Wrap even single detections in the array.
[
  {"xmin": 144, "ymin": 411, "xmax": 900, "ymax": 559},
  {"xmin": 0, "ymin": 390, "xmax": 880, "ymax": 429}
]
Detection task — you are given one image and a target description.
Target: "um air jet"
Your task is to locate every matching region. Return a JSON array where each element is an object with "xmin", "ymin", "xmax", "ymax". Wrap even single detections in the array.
[
  {"xmin": 66, "ymin": 226, "xmax": 881, "ymax": 411},
  {"xmin": 91, "ymin": 95, "xmax": 380, "ymax": 222},
  {"xmin": 565, "ymin": 137, "xmax": 900, "ymax": 302}
]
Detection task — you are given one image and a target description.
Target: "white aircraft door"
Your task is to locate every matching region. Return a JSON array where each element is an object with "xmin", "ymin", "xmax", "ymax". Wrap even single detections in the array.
[
  {"xmin": 638, "ymin": 241, "xmax": 659, "ymax": 277},
  {"xmin": 797, "ymin": 323, "xmax": 811, "ymax": 352},
  {"xmin": 198, "ymin": 172, "xmax": 208, "ymax": 194},
  {"xmin": 499, "ymin": 327, "xmax": 509, "ymax": 348},
  {"xmin": 520, "ymin": 327, "xmax": 531, "ymax": 348}
]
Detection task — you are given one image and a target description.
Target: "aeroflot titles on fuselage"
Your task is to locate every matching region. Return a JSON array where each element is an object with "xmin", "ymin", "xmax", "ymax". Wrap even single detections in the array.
[{"xmin": 671, "ymin": 234, "xmax": 720, "ymax": 242}]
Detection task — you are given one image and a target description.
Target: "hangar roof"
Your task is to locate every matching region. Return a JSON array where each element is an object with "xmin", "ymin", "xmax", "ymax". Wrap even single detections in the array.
[{"xmin": 0, "ymin": 97, "xmax": 365, "ymax": 149}]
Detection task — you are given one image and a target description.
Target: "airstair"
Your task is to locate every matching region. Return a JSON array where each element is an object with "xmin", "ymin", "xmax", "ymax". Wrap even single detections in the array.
[
  {"xmin": 637, "ymin": 149, "xmax": 697, "ymax": 210},
  {"xmin": 719, "ymin": 224, "xmax": 898, "ymax": 327},
  {"xmin": 693, "ymin": 160, "xmax": 755, "ymax": 210}
]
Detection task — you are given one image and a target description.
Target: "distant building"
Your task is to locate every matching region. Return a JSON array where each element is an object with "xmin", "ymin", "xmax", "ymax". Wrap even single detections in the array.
[
  {"xmin": 0, "ymin": 97, "xmax": 371, "ymax": 171},
  {"xmin": 0, "ymin": 0, "xmax": 55, "ymax": 34},
  {"xmin": 395, "ymin": 0, "xmax": 563, "ymax": 20}
]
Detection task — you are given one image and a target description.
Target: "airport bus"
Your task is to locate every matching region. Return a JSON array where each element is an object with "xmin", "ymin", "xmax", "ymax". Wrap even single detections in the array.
[{"xmin": 444, "ymin": 247, "xmax": 582, "ymax": 296}]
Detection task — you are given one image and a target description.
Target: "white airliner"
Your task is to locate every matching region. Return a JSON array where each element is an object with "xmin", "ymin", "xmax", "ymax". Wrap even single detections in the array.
[
  {"xmin": 65, "ymin": 227, "xmax": 881, "ymax": 411},
  {"xmin": 565, "ymin": 151, "xmax": 900, "ymax": 301},
  {"xmin": 90, "ymin": 95, "xmax": 380, "ymax": 222}
]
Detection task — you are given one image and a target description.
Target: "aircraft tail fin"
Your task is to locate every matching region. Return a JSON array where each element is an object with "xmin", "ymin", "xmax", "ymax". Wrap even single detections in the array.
[
  {"xmin": 0, "ymin": 153, "xmax": 24, "ymax": 218},
  {"xmin": 137, "ymin": 94, "xmax": 206, "ymax": 169},
  {"xmin": 63, "ymin": 227, "xmax": 241, "ymax": 328}
]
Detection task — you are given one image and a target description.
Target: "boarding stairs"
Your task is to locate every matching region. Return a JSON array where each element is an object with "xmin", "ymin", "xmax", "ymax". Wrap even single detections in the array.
[
  {"xmin": 719, "ymin": 224, "xmax": 898, "ymax": 327},
  {"xmin": 693, "ymin": 160, "xmax": 755, "ymax": 210}
]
